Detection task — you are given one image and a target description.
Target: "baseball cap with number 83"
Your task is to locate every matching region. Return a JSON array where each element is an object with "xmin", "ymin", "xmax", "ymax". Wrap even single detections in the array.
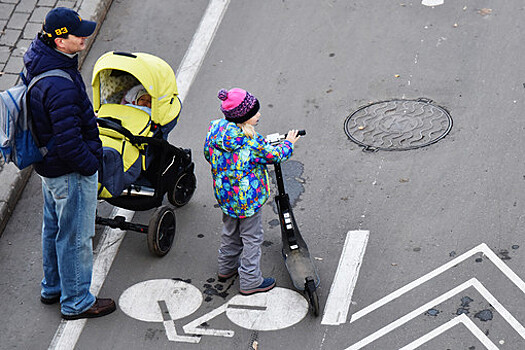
[{"xmin": 43, "ymin": 7, "xmax": 97, "ymax": 38}]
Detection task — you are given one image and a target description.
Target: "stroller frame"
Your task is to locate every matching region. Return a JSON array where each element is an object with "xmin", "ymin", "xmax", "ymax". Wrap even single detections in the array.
[
  {"xmin": 92, "ymin": 51, "xmax": 196, "ymax": 257},
  {"xmin": 95, "ymin": 118, "xmax": 196, "ymax": 256}
]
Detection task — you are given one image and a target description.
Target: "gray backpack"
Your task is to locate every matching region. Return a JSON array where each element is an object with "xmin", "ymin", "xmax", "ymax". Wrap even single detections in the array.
[{"xmin": 0, "ymin": 69, "xmax": 72, "ymax": 169}]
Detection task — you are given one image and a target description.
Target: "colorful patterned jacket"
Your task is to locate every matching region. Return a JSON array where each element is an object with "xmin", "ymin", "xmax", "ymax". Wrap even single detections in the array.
[{"xmin": 204, "ymin": 118, "xmax": 294, "ymax": 218}]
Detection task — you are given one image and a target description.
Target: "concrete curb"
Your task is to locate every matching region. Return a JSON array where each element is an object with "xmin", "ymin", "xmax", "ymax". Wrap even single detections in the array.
[{"xmin": 0, "ymin": 0, "xmax": 114, "ymax": 237}]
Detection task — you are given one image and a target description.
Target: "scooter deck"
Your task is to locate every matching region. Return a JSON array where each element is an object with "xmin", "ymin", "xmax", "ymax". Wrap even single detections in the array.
[{"xmin": 283, "ymin": 247, "xmax": 320, "ymax": 291}]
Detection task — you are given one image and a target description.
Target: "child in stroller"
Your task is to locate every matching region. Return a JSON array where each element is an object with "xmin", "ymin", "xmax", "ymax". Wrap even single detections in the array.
[{"xmin": 92, "ymin": 51, "xmax": 196, "ymax": 256}]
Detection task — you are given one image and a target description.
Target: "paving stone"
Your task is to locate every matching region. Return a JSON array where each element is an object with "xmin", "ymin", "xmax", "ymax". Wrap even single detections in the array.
[
  {"xmin": 29, "ymin": 6, "xmax": 52, "ymax": 22},
  {"xmin": 0, "ymin": 46, "xmax": 11, "ymax": 64},
  {"xmin": 11, "ymin": 38, "xmax": 31, "ymax": 56},
  {"xmin": 0, "ymin": 72, "xmax": 19, "ymax": 90},
  {"xmin": 56, "ymin": 0, "xmax": 76, "ymax": 8},
  {"xmin": 22, "ymin": 21, "xmax": 40, "ymax": 39},
  {"xmin": 0, "ymin": 18, "xmax": 7, "ymax": 31},
  {"xmin": 3, "ymin": 55, "xmax": 24, "ymax": 74},
  {"xmin": 0, "ymin": 3, "xmax": 16, "ymax": 20},
  {"xmin": 0, "ymin": 28, "xmax": 21, "ymax": 46},
  {"xmin": 2, "ymin": 0, "xmax": 20, "ymax": 4},
  {"xmin": 6, "ymin": 11, "xmax": 30, "ymax": 30},
  {"xmin": 37, "ymin": 0, "xmax": 56, "ymax": 6},
  {"xmin": 16, "ymin": 0, "xmax": 39, "ymax": 13}
]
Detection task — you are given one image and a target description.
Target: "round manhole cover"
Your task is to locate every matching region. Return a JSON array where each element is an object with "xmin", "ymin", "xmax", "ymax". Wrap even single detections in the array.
[{"xmin": 344, "ymin": 98, "xmax": 452, "ymax": 151}]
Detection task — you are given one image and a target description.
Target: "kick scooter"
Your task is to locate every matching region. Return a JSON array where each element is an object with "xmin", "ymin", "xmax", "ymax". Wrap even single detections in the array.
[{"xmin": 266, "ymin": 130, "xmax": 320, "ymax": 316}]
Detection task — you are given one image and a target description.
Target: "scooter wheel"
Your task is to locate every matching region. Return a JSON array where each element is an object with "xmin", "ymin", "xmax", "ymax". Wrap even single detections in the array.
[
  {"xmin": 168, "ymin": 171, "xmax": 196, "ymax": 207},
  {"xmin": 305, "ymin": 278, "xmax": 320, "ymax": 317},
  {"xmin": 307, "ymin": 288, "xmax": 320, "ymax": 317},
  {"xmin": 147, "ymin": 206, "xmax": 176, "ymax": 257}
]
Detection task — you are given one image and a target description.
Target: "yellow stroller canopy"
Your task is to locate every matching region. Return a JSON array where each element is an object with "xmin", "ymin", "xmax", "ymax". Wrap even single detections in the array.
[{"xmin": 92, "ymin": 51, "xmax": 181, "ymax": 126}]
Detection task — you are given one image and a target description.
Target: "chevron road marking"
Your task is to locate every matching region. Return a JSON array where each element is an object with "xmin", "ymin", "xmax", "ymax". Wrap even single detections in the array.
[
  {"xmin": 345, "ymin": 278, "xmax": 525, "ymax": 349},
  {"xmin": 398, "ymin": 314, "xmax": 499, "ymax": 350},
  {"xmin": 344, "ymin": 242, "xmax": 525, "ymax": 350},
  {"xmin": 350, "ymin": 243, "xmax": 525, "ymax": 323}
]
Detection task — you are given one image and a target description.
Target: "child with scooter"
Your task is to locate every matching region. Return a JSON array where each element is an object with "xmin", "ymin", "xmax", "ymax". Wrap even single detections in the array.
[{"xmin": 204, "ymin": 87, "xmax": 300, "ymax": 295}]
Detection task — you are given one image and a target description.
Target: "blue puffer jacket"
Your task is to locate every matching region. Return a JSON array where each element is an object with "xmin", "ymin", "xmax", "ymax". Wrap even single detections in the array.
[{"xmin": 23, "ymin": 35, "xmax": 102, "ymax": 177}]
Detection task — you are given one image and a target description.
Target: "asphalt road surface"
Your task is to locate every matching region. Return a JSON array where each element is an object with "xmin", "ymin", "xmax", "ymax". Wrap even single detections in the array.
[{"xmin": 2, "ymin": 1, "xmax": 525, "ymax": 349}]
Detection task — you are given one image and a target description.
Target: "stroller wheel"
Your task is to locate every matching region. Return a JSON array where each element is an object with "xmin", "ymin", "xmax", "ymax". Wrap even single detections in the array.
[
  {"xmin": 168, "ymin": 172, "xmax": 196, "ymax": 207},
  {"xmin": 147, "ymin": 206, "xmax": 176, "ymax": 257}
]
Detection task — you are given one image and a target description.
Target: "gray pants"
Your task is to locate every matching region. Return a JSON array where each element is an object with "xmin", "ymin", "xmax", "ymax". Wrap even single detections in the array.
[{"xmin": 218, "ymin": 211, "xmax": 264, "ymax": 290}]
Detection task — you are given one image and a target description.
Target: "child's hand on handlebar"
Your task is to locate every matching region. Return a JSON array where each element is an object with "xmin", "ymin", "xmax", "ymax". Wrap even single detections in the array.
[{"xmin": 285, "ymin": 129, "xmax": 301, "ymax": 144}]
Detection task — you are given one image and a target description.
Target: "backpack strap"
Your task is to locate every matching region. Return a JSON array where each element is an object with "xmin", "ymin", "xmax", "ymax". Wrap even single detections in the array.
[
  {"xmin": 27, "ymin": 69, "xmax": 72, "ymax": 90},
  {"xmin": 26, "ymin": 69, "xmax": 73, "ymax": 156}
]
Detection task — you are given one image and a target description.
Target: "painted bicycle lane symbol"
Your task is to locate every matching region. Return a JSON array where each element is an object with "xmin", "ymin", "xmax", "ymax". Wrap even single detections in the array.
[{"xmin": 118, "ymin": 279, "xmax": 309, "ymax": 343}]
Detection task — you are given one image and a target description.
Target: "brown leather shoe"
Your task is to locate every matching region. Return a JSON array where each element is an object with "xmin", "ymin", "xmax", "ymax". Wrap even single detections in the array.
[{"xmin": 61, "ymin": 298, "xmax": 116, "ymax": 320}]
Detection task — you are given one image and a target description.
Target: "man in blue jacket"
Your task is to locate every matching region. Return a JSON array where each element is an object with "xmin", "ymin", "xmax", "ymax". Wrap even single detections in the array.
[{"xmin": 23, "ymin": 7, "xmax": 116, "ymax": 320}]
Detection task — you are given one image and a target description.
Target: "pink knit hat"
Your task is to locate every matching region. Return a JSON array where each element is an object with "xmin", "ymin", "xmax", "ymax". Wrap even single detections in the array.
[{"xmin": 218, "ymin": 88, "xmax": 260, "ymax": 123}]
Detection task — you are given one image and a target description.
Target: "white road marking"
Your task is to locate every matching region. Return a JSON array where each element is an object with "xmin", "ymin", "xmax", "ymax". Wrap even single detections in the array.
[
  {"xmin": 48, "ymin": 0, "xmax": 230, "ymax": 348},
  {"xmin": 399, "ymin": 314, "xmax": 499, "ymax": 350},
  {"xmin": 350, "ymin": 243, "xmax": 525, "ymax": 323},
  {"xmin": 345, "ymin": 278, "xmax": 525, "ymax": 349},
  {"xmin": 183, "ymin": 287, "xmax": 308, "ymax": 337},
  {"xmin": 422, "ymin": 0, "xmax": 444, "ymax": 6},
  {"xmin": 118, "ymin": 279, "xmax": 202, "ymax": 322},
  {"xmin": 163, "ymin": 319, "xmax": 201, "ymax": 344},
  {"xmin": 183, "ymin": 303, "xmax": 235, "ymax": 337},
  {"xmin": 174, "ymin": 0, "xmax": 230, "ymax": 103},
  {"xmin": 321, "ymin": 230, "xmax": 369, "ymax": 325},
  {"xmin": 226, "ymin": 287, "xmax": 308, "ymax": 331}
]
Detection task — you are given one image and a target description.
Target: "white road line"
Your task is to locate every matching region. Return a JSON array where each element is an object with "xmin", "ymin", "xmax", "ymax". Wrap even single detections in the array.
[
  {"xmin": 345, "ymin": 278, "xmax": 525, "ymax": 350},
  {"xmin": 48, "ymin": 0, "xmax": 230, "ymax": 348},
  {"xmin": 350, "ymin": 243, "xmax": 525, "ymax": 323},
  {"xmin": 175, "ymin": 0, "xmax": 230, "ymax": 103},
  {"xmin": 321, "ymin": 230, "xmax": 369, "ymax": 325},
  {"xmin": 399, "ymin": 314, "xmax": 499, "ymax": 350}
]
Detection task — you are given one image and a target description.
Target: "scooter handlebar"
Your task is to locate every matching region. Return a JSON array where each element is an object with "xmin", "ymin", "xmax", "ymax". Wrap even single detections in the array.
[
  {"xmin": 266, "ymin": 130, "xmax": 306, "ymax": 144},
  {"xmin": 285, "ymin": 130, "xmax": 306, "ymax": 137}
]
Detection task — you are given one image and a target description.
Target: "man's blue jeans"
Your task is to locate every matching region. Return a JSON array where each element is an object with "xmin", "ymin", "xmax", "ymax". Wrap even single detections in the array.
[{"xmin": 40, "ymin": 172, "xmax": 97, "ymax": 316}]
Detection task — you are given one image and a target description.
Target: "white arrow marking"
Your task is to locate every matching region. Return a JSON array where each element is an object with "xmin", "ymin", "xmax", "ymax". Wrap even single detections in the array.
[
  {"xmin": 351, "ymin": 243, "xmax": 525, "ymax": 323},
  {"xmin": 345, "ymin": 278, "xmax": 525, "ymax": 350},
  {"xmin": 322, "ymin": 230, "xmax": 369, "ymax": 325},
  {"xmin": 183, "ymin": 303, "xmax": 235, "ymax": 337},
  {"xmin": 399, "ymin": 314, "xmax": 499, "ymax": 350}
]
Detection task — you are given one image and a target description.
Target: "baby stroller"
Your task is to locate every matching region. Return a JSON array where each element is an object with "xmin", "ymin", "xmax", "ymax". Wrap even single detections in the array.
[{"xmin": 92, "ymin": 51, "xmax": 196, "ymax": 256}]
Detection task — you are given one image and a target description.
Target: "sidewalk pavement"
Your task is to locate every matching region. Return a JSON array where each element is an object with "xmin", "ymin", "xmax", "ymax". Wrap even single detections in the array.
[{"xmin": 0, "ymin": 0, "xmax": 113, "ymax": 236}]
